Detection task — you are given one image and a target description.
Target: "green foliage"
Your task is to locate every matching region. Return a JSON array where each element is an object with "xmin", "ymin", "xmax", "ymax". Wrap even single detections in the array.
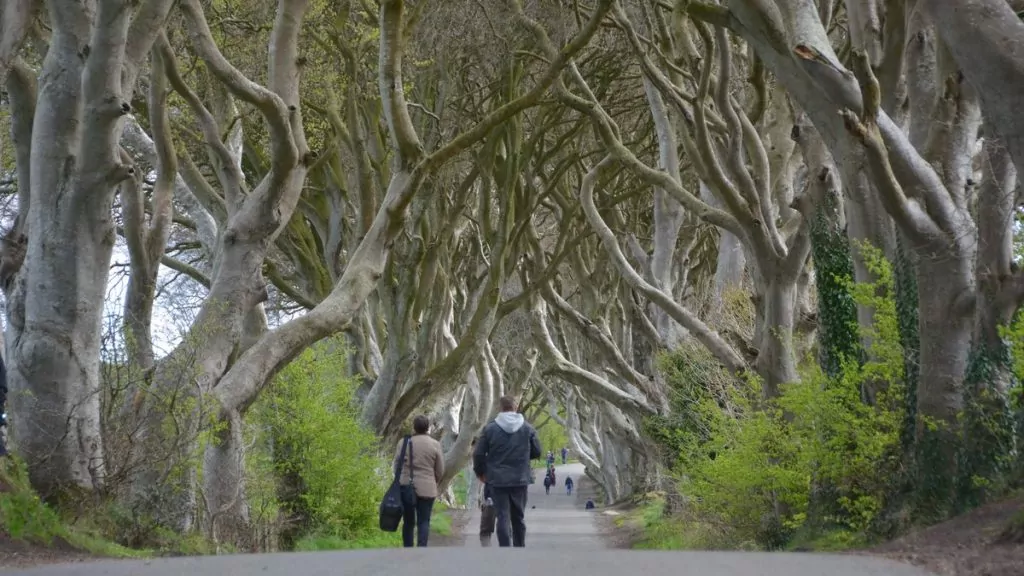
[
  {"xmin": 291, "ymin": 504, "xmax": 453, "ymax": 551},
  {"xmin": 536, "ymin": 416, "xmax": 569, "ymax": 457},
  {"xmin": 0, "ymin": 458, "xmax": 144, "ymax": 558},
  {"xmin": 956, "ymin": 345, "xmax": 1017, "ymax": 511},
  {"xmin": 892, "ymin": 236, "xmax": 920, "ymax": 456},
  {"xmin": 80, "ymin": 500, "xmax": 218, "ymax": 556},
  {"xmin": 246, "ymin": 339, "xmax": 389, "ymax": 546},
  {"xmin": 294, "ymin": 530, "xmax": 400, "ymax": 551},
  {"xmin": 0, "ymin": 459, "xmax": 66, "ymax": 543},
  {"xmin": 644, "ymin": 339, "xmax": 736, "ymax": 469},
  {"xmin": 809, "ymin": 187, "xmax": 861, "ymax": 377},
  {"xmin": 451, "ymin": 469, "xmax": 471, "ymax": 508},
  {"xmin": 997, "ymin": 311, "xmax": 1024, "ymax": 487},
  {"xmin": 621, "ymin": 493, "xmax": 741, "ymax": 551},
  {"xmin": 430, "ymin": 502, "xmax": 454, "ymax": 536},
  {"xmin": 649, "ymin": 245, "xmax": 906, "ymax": 550}
]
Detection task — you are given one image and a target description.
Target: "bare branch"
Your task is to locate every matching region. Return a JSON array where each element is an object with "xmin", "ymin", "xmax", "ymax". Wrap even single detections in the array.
[
  {"xmin": 379, "ymin": 0, "xmax": 424, "ymax": 167},
  {"xmin": 0, "ymin": 0, "xmax": 35, "ymax": 86},
  {"xmin": 157, "ymin": 34, "xmax": 244, "ymax": 212},
  {"xmin": 528, "ymin": 295, "xmax": 655, "ymax": 416},
  {"xmin": 160, "ymin": 255, "xmax": 211, "ymax": 289},
  {"xmin": 579, "ymin": 156, "xmax": 747, "ymax": 373},
  {"xmin": 179, "ymin": 0, "xmax": 298, "ymax": 181},
  {"xmin": 122, "ymin": 0, "xmax": 176, "ymax": 89}
]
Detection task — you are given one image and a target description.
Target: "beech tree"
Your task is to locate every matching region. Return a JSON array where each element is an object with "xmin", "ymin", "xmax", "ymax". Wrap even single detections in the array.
[
  {"xmin": 5, "ymin": 0, "xmax": 1024, "ymax": 552},
  {"xmin": 675, "ymin": 0, "xmax": 1024, "ymax": 512},
  {"xmin": 2, "ymin": 0, "xmax": 176, "ymax": 498}
]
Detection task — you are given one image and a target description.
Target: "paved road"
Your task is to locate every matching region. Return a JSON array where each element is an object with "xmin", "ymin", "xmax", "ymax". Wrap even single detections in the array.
[
  {"xmin": 463, "ymin": 463, "xmax": 600, "ymax": 549},
  {"xmin": 2, "ymin": 548, "xmax": 935, "ymax": 575},
  {"xmin": 3, "ymin": 462, "xmax": 936, "ymax": 575}
]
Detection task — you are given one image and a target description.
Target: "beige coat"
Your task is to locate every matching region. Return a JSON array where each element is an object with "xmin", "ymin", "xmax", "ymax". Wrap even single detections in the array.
[{"xmin": 394, "ymin": 434, "xmax": 445, "ymax": 499}]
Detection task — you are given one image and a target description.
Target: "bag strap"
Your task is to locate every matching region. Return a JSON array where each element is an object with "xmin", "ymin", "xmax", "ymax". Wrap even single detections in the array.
[
  {"xmin": 408, "ymin": 435, "xmax": 415, "ymax": 481},
  {"xmin": 394, "ymin": 436, "xmax": 411, "ymax": 481}
]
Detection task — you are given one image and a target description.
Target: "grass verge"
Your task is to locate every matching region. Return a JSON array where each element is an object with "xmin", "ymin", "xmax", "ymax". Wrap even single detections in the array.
[
  {"xmin": 294, "ymin": 501, "xmax": 456, "ymax": 551},
  {"xmin": 0, "ymin": 457, "xmax": 145, "ymax": 560}
]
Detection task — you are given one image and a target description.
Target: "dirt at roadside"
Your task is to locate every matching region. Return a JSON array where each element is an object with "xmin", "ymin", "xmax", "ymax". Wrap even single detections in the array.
[
  {"xmin": 860, "ymin": 496, "xmax": 1024, "ymax": 576},
  {"xmin": 0, "ymin": 533, "xmax": 94, "ymax": 570},
  {"xmin": 593, "ymin": 502, "xmax": 638, "ymax": 549}
]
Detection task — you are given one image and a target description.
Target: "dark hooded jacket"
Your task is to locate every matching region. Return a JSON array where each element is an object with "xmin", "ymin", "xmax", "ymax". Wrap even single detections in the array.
[{"xmin": 472, "ymin": 411, "xmax": 542, "ymax": 487}]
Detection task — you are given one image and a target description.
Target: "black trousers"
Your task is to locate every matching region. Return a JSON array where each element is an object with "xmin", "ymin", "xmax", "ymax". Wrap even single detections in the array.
[
  {"xmin": 400, "ymin": 486, "xmax": 435, "ymax": 547},
  {"xmin": 491, "ymin": 485, "xmax": 528, "ymax": 547}
]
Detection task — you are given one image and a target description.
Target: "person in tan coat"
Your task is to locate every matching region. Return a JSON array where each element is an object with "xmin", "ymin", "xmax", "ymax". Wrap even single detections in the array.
[{"xmin": 393, "ymin": 415, "xmax": 445, "ymax": 547}]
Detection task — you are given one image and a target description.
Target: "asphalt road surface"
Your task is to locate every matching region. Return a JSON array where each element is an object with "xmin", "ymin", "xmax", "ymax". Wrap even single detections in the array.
[
  {"xmin": 4, "ymin": 463, "xmax": 936, "ymax": 575},
  {"xmin": 2, "ymin": 548, "xmax": 935, "ymax": 576},
  {"xmin": 464, "ymin": 463, "xmax": 601, "ymax": 549}
]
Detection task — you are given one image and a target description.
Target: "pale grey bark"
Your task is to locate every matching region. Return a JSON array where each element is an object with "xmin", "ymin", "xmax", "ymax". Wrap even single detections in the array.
[
  {"xmin": 120, "ymin": 118, "xmax": 219, "ymax": 257},
  {"xmin": 0, "ymin": 0, "xmax": 36, "ymax": 162},
  {"xmin": 716, "ymin": 0, "xmax": 979, "ymax": 477},
  {"xmin": 562, "ymin": 5, "xmax": 817, "ymax": 396},
  {"xmin": 702, "ymin": 182, "xmax": 746, "ymax": 311},
  {"xmin": 577, "ymin": 159, "xmax": 746, "ymax": 374},
  {"xmin": 210, "ymin": 0, "xmax": 614, "ymax": 421},
  {"xmin": 643, "ymin": 77, "xmax": 687, "ymax": 348},
  {"xmin": 974, "ymin": 132, "xmax": 1020, "ymax": 394},
  {"xmin": 198, "ymin": 0, "xmax": 615, "ymax": 536},
  {"xmin": 4, "ymin": 61, "xmax": 33, "ymax": 238},
  {"xmin": 6, "ymin": 0, "xmax": 157, "ymax": 497},
  {"xmin": 917, "ymin": 0, "xmax": 1024, "ymax": 178},
  {"xmin": 121, "ymin": 49, "xmax": 176, "ymax": 370},
  {"xmin": 529, "ymin": 294, "xmax": 656, "ymax": 416},
  {"xmin": 123, "ymin": 0, "xmax": 314, "ymax": 533},
  {"xmin": 845, "ymin": 0, "xmax": 883, "ymax": 64},
  {"xmin": 0, "ymin": 0, "xmax": 34, "ymax": 86}
]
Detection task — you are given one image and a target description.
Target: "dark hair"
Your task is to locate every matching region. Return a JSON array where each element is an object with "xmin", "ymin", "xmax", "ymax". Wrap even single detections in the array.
[
  {"xmin": 413, "ymin": 415, "xmax": 430, "ymax": 435},
  {"xmin": 499, "ymin": 395, "xmax": 517, "ymax": 412}
]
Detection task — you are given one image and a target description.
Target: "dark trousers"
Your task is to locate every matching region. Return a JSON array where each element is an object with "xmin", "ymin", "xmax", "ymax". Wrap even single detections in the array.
[
  {"xmin": 400, "ymin": 486, "xmax": 435, "ymax": 547},
  {"xmin": 491, "ymin": 485, "xmax": 528, "ymax": 547}
]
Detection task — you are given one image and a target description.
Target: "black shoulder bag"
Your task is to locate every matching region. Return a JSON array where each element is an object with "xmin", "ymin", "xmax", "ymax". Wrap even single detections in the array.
[{"xmin": 379, "ymin": 435, "xmax": 413, "ymax": 531}]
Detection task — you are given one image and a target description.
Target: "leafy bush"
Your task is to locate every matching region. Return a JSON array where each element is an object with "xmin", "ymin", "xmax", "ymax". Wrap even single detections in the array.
[
  {"xmin": 654, "ymin": 245, "xmax": 906, "ymax": 549},
  {"xmin": 246, "ymin": 339, "xmax": 389, "ymax": 547}
]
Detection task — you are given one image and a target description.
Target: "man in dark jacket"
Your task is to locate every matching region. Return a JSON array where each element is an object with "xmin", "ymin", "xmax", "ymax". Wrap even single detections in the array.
[{"xmin": 473, "ymin": 395, "xmax": 542, "ymax": 548}]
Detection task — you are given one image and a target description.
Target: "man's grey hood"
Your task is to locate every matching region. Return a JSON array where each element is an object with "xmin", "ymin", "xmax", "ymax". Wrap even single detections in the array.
[{"xmin": 495, "ymin": 412, "xmax": 525, "ymax": 433}]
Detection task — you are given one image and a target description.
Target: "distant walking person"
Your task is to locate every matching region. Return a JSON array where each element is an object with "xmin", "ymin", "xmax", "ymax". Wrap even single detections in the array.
[
  {"xmin": 565, "ymin": 476, "xmax": 574, "ymax": 496},
  {"xmin": 546, "ymin": 450, "xmax": 555, "ymax": 468},
  {"xmin": 473, "ymin": 395, "xmax": 542, "ymax": 548},
  {"xmin": 543, "ymin": 473, "xmax": 552, "ymax": 495},
  {"xmin": 394, "ymin": 415, "xmax": 444, "ymax": 547},
  {"xmin": 561, "ymin": 446, "xmax": 568, "ymax": 465}
]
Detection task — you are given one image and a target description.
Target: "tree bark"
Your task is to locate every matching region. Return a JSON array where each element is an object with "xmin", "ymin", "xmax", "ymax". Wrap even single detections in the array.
[
  {"xmin": 917, "ymin": 0, "xmax": 1024, "ymax": 178},
  {"xmin": 7, "ymin": 0, "xmax": 138, "ymax": 499},
  {"xmin": 199, "ymin": 0, "xmax": 616, "ymax": 536}
]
